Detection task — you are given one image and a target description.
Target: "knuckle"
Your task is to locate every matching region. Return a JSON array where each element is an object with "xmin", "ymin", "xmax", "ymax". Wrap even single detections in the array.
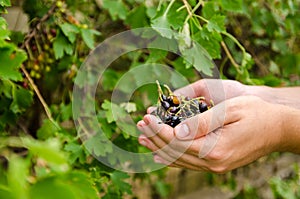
[
  {"xmin": 196, "ymin": 116, "xmax": 209, "ymax": 135},
  {"xmin": 206, "ymin": 149, "xmax": 224, "ymax": 161}
]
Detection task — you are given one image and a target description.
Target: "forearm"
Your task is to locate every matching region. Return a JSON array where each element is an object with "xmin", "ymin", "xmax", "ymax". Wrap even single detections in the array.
[{"xmin": 245, "ymin": 85, "xmax": 300, "ymax": 109}]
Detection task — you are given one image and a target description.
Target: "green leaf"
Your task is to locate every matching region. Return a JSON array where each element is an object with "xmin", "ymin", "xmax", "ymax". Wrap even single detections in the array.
[
  {"xmin": 202, "ymin": 1, "xmax": 219, "ymax": 19},
  {"xmin": 0, "ymin": 17, "xmax": 10, "ymax": 41},
  {"xmin": 7, "ymin": 155, "xmax": 29, "ymax": 199},
  {"xmin": 120, "ymin": 102, "xmax": 136, "ymax": 113},
  {"xmin": 0, "ymin": 0, "xmax": 11, "ymax": 7},
  {"xmin": 64, "ymin": 141, "xmax": 86, "ymax": 164},
  {"xmin": 53, "ymin": 32, "xmax": 74, "ymax": 59},
  {"xmin": 155, "ymin": 180, "xmax": 171, "ymax": 198},
  {"xmin": 146, "ymin": 49, "xmax": 168, "ymax": 62},
  {"xmin": 221, "ymin": 0, "xmax": 243, "ymax": 13},
  {"xmin": 125, "ymin": 5, "xmax": 149, "ymax": 28},
  {"xmin": 271, "ymin": 39, "xmax": 288, "ymax": 54},
  {"xmin": 102, "ymin": 0, "xmax": 128, "ymax": 20},
  {"xmin": 0, "ymin": 186, "xmax": 14, "ymax": 199},
  {"xmin": 151, "ymin": 2, "xmax": 187, "ymax": 39},
  {"xmin": 60, "ymin": 23, "xmax": 79, "ymax": 43},
  {"xmin": 84, "ymin": 133, "xmax": 113, "ymax": 157},
  {"xmin": 0, "ymin": 47, "xmax": 27, "ymax": 81},
  {"xmin": 101, "ymin": 100, "xmax": 127, "ymax": 123},
  {"xmin": 23, "ymin": 138, "xmax": 67, "ymax": 165},
  {"xmin": 101, "ymin": 69, "xmax": 119, "ymax": 91},
  {"xmin": 206, "ymin": 15, "xmax": 226, "ymax": 33},
  {"xmin": 0, "ymin": 79, "xmax": 12, "ymax": 98},
  {"xmin": 180, "ymin": 42, "xmax": 214, "ymax": 76},
  {"xmin": 37, "ymin": 119, "xmax": 60, "ymax": 140},
  {"xmin": 80, "ymin": 28, "xmax": 100, "ymax": 49},
  {"xmin": 10, "ymin": 86, "xmax": 33, "ymax": 113},
  {"xmin": 194, "ymin": 28, "xmax": 222, "ymax": 59},
  {"xmin": 110, "ymin": 171, "xmax": 132, "ymax": 194},
  {"xmin": 30, "ymin": 172, "xmax": 98, "ymax": 199},
  {"xmin": 151, "ymin": 14, "xmax": 173, "ymax": 39}
]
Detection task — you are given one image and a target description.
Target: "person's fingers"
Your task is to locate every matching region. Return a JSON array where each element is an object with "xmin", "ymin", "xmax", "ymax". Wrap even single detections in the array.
[
  {"xmin": 174, "ymin": 79, "xmax": 231, "ymax": 105},
  {"xmin": 142, "ymin": 114, "xmax": 214, "ymax": 157},
  {"xmin": 147, "ymin": 106, "xmax": 157, "ymax": 114},
  {"xmin": 143, "ymin": 114, "xmax": 173, "ymax": 139},
  {"xmin": 174, "ymin": 98, "xmax": 240, "ymax": 140},
  {"xmin": 154, "ymin": 154, "xmax": 209, "ymax": 171},
  {"xmin": 173, "ymin": 80, "xmax": 205, "ymax": 98},
  {"xmin": 144, "ymin": 114, "xmax": 193, "ymax": 153}
]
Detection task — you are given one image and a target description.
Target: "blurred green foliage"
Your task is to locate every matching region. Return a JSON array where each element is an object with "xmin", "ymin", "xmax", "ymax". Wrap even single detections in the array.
[{"xmin": 0, "ymin": 0, "xmax": 299, "ymax": 198}]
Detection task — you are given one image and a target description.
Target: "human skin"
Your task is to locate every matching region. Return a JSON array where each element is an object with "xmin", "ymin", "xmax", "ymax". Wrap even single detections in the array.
[
  {"xmin": 136, "ymin": 79, "xmax": 300, "ymax": 173},
  {"xmin": 174, "ymin": 79, "xmax": 300, "ymax": 109}
]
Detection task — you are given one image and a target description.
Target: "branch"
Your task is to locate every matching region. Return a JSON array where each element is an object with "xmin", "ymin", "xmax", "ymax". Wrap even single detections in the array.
[
  {"xmin": 21, "ymin": 4, "xmax": 57, "ymax": 49},
  {"xmin": 20, "ymin": 65, "xmax": 56, "ymax": 126},
  {"xmin": 221, "ymin": 41, "xmax": 241, "ymax": 72},
  {"xmin": 20, "ymin": 3, "xmax": 59, "ymax": 128}
]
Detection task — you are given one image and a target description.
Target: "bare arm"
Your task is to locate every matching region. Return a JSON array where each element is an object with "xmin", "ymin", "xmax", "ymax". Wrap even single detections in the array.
[
  {"xmin": 246, "ymin": 85, "xmax": 300, "ymax": 109},
  {"xmin": 175, "ymin": 79, "xmax": 300, "ymax": 109}
]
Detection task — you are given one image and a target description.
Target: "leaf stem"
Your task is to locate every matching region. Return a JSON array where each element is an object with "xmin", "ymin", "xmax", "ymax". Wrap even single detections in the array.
[
  {"xmin": 164, "ymin": 0, "xmax": 176, "ymax": 16},
  {"xmin": 221, "ymin": 31, "xmax": 246, "ymax": 54},
  {"xmin": 220, "ymin": 41, "xmax": 241, "ymax": 73},
  {"xmin": 183, "ymin": 0, "xmax": 205, "ymax": 24},
  {"xmin": 193, "ymin": 14, "xmax": 208, "ymax": 23}
]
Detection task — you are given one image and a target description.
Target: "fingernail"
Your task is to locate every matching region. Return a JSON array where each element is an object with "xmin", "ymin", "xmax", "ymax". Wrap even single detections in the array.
[
  {"xmin": 138, "ymin": 135, "xmax": 148, "ymax": 146},
  {"xmin": 137, "ymin": 120, "xmax": 146, "ymax": 127},
  {"xmin": 175, "ymin": 124, "xmax": 190, "ymax": 139},
  {"xmin": 139, "ymin": 139, "xmax": 148, "ymax": 147},
  {"xmin": 144, "ymin": 115, "xmax": 151, "ymax": 125}
]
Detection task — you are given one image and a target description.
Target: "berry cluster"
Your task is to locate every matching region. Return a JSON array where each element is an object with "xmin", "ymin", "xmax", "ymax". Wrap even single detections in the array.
[
  {"xmin": 152, "ymin": 81, "xmax": 213, "ymax": 128},
  {"xmin": 160, "ymin": 94, "xmax": 181, "ymax": 127}
]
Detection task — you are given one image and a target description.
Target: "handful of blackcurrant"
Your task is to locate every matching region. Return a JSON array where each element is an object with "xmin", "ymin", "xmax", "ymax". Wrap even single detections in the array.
[{"xmin": 151, "ymin": 80, "xmax": 213, "ymax": 127}]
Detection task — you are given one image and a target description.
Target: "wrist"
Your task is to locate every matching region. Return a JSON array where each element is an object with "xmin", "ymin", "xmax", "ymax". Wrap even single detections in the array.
[
  {"xmin": 279, "ymin": 106, "xmax": 300, "ymax": 153},
  {"xmin": 244, "ymin": 85, "xmax": 277, "ymax": 103}
]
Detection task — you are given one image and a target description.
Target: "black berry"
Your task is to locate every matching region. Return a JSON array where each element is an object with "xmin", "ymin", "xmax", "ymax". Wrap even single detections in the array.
[
  {"xmin": 161, "ymin": 101, "xmax": 170, "ymax": 110},
  {"xmin": 199, "ymin": 102, "xmax": 208, "ymax": 113},
  {"xmin": 161, "ymin": 94, "xmax": 167, "ymax": 101}
]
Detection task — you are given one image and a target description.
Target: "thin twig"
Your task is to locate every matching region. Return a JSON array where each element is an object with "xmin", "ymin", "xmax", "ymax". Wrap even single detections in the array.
[
  {"xmin": 21, "ymin": 4, "xmax": 57, "ymax": 49},
  {"xmin": 20, "ymin": 65, "xmax": 56, "ymax": 126},
  {"xmin": 182, "ymin": 0, "xmax": 193, "ymax": 17},
  {"xmin": 221, "ymin": 41, "xmax": 241, "ymax": 72},
  {"xmin": 20, "ymin": 3, "xmax": 59, "ymax": 128}
]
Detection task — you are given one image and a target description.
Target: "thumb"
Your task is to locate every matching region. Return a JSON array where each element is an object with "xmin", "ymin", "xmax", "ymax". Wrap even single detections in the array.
[{"xmin": 174, "ymin": 99, "xmax": 238, "ymax": 140}]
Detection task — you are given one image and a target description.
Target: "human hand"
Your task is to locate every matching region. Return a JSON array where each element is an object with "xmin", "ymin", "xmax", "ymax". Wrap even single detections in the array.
[
  {"xmin": 137, "ymin": 96, "xmax": 288, "ymax": 173},
  {"xmin": 173, "ymin": 78, "xmax": 300, "ymax": 109},
  {"xmin": 173, "ymin": 79, "xmax": 246, "ymax": 104}
]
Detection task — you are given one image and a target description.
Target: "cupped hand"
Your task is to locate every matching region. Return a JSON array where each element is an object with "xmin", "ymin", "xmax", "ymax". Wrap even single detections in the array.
[{"xmin": 137, "ymin": 96, "xmax": 287, "ymax": 173}]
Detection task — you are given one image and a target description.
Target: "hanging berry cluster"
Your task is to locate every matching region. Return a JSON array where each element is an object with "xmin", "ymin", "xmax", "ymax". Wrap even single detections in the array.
[{"xmin": 151, "ymin": 81, "xmax": 213, "ymax": 127}]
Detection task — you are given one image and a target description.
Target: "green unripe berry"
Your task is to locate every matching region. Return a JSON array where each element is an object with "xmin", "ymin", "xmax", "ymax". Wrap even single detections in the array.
[
  {"xmin": 45, "ymin": 66, "xmax": 51, "ymax": 72},
  {"xmin": 30, "ymin": 70, "xmax": 36, "ymax": 77},
  {"xmin": 56, "ymin": 1, "xmax": 63, "ymax": 8},
  {"xmin": 35, "ymin": 73, "xmax": 41, "ymax": 79},
  {"xmin": 33, "ymin": 64, "xmax": 40, "ymax": 71}
]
